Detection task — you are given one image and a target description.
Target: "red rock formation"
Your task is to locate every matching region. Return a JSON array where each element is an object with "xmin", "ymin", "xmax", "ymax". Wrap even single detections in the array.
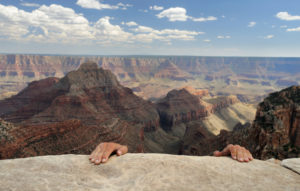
[
  {"xmin": 154, "ymin": 60, "xmax": 191, "ymax": 81},
  {"xmin": 247, "ymin": 86, "xmax": 300, "ymax": 159},
  {"xmin": 0, "ymin": 62, "xmax": 159, "ymax": 159},
  {"xmin": 182, "ymin": 86, "xmax": 209, "ymax": 98},
  {"xmin": 181, "ymin": 86, "xmax": 300, "ymax": 160},
  {"xmin": 155, "ymin": 88, "xmax": 239, "ymax": 131}
]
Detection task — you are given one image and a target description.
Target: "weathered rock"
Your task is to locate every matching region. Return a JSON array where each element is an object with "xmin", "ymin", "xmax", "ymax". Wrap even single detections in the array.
[
  {"xmin": 182, "ymin": 86, "xmax": 300, "ymax": 160},
  {"xmin": 281, "ymin": 158, "xmax": 300, "ymax": 175},
  {"xmin": 156, "ymin": 89, "xmax": 240, "ymax": 131},
  {"xmin": 182, "ymin": 86, "xmax": 209, "ymax": 98},
  {"xmin": 156, "ymin": 89, "xmax": 209, "ymax": 130},
  {"xmin": 0, "ymin": 62, "xmax": 160, "ymax": 159},
  {"xmin": 248, "ymin": 86, "xmax": 300, "ymax": 159},
  {"xmin": 0, "ymin": 154, "xmax": 299, "ymax": 191}
]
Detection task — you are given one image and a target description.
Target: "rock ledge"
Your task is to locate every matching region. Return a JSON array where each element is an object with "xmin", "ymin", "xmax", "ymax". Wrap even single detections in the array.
[{"xmin": 0, "ymin": 154, "xmax": 299, "ymax": 191}]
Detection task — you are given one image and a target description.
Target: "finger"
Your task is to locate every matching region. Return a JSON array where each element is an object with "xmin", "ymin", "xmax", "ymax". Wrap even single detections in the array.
[
  {"xmin": 230, "ymin": 146, "xmax": 237, "ymax": 160},
  {"xmin": 90, "ymin": 146, "xmax": 100, "ymax": 162},
  {"xmin": 116, "ymin": 145, "xmax": 128, "ymax": 156},
  {"xmin": 89, "ymin": 145, "xmax": 99, "ymax": 160},
  {"xmin": 247, "ymin": 150, "xmax": 253, "ymax": 161},
  {"xmin": 215, "ymin": 144, "xmax": 233, "ymax": 157},
  {"xmin": 237, "ymin": 147, "xmax": 244, "ymax": 162},
  {"xmin": 243, "ymin": 149, "xmax": 249, "ymax": 162},
  {"xmin": 248, "ymin": 149, "xmax": 254, "ymax": 160},
  {"xmin": 213, "ymin": 150, "xmax": 222, "ymax": 157},
  {"xmin": 94, "ymin": 144, "xmax": 107, "ymax": 165},
  {"xmin": 101, "ymin": 144, "xmax": 117, "ymax": 163},
  {"xmin": 89, "ymin": 149, "xmax": 95, "ymax": 160}
]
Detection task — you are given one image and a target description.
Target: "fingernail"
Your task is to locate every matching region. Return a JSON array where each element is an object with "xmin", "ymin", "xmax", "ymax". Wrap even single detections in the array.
[
  {"xmin": 102, "ymin": 158, "xmax": 106, "ymax": 162},
  {"xmin": 233, "ymin": 156, "xmax": 236, "ymax": 159},
  {"xmin": 117, "ymin": 150, "xmax": 122, "ymax": 155},
  {"xmin": 239, "ymin": 158, "xmax": 242, "ymax": 161},
  {"xmin": 95, "ymin": 160, "xmax": 99, "ymax": 163},
  {"xmin": 91, "ymin": 158, "xmax": 95, "ymax": 162}
]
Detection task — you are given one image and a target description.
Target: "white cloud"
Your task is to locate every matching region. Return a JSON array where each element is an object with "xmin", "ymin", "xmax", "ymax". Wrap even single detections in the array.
[
  {"xmin": 132, "ymin": 25, "xmax": 203, "ymax": 42},
  {"xmin": 156, "ymin": 7, "xmax": 188, "ymax": 21},
  {"xmin": 76, "ymin": 0, "xmax": 131, "ymax": 10},
  {"xmin": 20, "ymin": 2, "xmax": 40, "ymax": 7},
  {"xmin": 203, "ymin": 39, "xmax": 211, "ymax": 42},
  {"xmin": 156, "ymin": 7, "xmax": 217, "ymax": 22},
  {"xmin": 0, "ymin": 4, "xmax": 132, "ymax": 43},
  {"xmin": 192, "ymin": 16, "xmax": 217, "ymax": 22},
  {"xmin": 276, "ymin": 12, "xmax": 300, "ymax": 21},
  {"xmin": 150, "ymin": 5, "xmax": 164, "ymax": 11},
  {"xmin": 264, "ymin": 35, "xmax": 274, "ymax": 39},
  {"xmin": 248, "ymin": 21, "xmax": 256, "ymax": 27},
  {"xmin": 93, "ymin": 17, "xmax": 132, "ymax": 42},
  {"xmin": 0, "ymin": 4, "xmax": 203, "ymax": 45},
  {"xmin": 217, "ymin": 35, "xmax": 231, "ymax": 39},
  {"xmin": 287, "ymin": 27, "xmax": 300, "ymax": 32},
  {"xmin": 125, "ymin": 21, "xmax": 138, "ymax": 27},
  {"xmin": 280, "ymin": 25, "xmax": 287, "ymax": 28},
  {"xmin": 133, "ymin": 26, "xmax": 154, "ymax": 33}
]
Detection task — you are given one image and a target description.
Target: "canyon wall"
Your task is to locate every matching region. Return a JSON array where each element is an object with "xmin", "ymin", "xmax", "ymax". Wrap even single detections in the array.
[
  {"xmin": 1, "ymin": 54, "xmax": 299, "ymax": 103},
  {"xmin": 182, "ymin": 86, "xmax": 300, "ymax": 160}
]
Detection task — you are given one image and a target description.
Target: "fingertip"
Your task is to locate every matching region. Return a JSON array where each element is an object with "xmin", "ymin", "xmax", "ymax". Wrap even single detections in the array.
[
  {"xmin": 213, "ymin": 151, "xmax": 220, "ymax": 156},
  {"xmin": 94, "ymin": 159, "xmax": 101, "ymax": 165},
  {"xmin": 117, "ymin": 150, "xmax": 122, "ymax": 156}
]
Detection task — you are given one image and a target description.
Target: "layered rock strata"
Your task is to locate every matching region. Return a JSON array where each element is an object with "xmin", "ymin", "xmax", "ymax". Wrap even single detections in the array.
[
  {"xmin": 0, "ymin": 62, "xmax": 159, "ymax": 159},
  {"xmin": 182, "ymin": 86, "xmax": 300, "ymax": 160}
]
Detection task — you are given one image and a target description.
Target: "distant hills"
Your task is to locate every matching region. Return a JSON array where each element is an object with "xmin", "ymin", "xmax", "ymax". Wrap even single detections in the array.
[{"xmin": 0, "ymin": 54, "xmax": 299, "ymax": 103}]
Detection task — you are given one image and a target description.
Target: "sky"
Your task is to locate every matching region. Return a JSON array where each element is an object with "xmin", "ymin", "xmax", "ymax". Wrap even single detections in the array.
[{"xmin": 0, "ymin": 0, "xmax": 299, "ymax": 57}]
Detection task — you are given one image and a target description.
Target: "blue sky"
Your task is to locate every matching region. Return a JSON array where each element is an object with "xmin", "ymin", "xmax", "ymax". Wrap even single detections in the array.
[{"xmin": 0, "ymin": 0, "xmax": 299, "ymax": 56}]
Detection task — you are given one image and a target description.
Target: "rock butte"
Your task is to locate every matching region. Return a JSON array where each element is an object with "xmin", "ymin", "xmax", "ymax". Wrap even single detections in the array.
[{"xmin": 0, "ymin": 154, "xmax": 299, "ymax": 191}]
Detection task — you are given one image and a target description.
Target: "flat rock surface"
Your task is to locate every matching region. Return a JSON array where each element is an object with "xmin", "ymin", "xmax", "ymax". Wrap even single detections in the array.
[
  {"xmin": 281, "ymin": 158, "xmax": 300, "ymax": 175},
  {"xmin": 0, "ymin": 154, "xmax": 299, "ymax": 191}
]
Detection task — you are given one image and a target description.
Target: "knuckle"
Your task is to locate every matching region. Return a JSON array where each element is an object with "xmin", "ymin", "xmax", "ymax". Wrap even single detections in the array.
[{"xmin": 99, "ymin": 142, "xmax": 108, "ymax": 147}]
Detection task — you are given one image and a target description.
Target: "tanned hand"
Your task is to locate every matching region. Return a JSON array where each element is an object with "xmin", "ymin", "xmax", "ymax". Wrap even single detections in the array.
[
  {"xmin": 89, "ymin": 142, "xmax": 128, "ymax": 165},
  {"xmin": 213, "ymin": 144, "xmax": 253, "ymax": 162}
]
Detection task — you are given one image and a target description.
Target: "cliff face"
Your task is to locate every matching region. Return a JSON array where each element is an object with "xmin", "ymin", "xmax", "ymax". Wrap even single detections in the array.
[
  {"xmin": 0, "ymin": 62, "xmax": 160, "ymax": 159},
  {"xmin": 0, "ymin": 154, "xmax": 299, "ymax": 191},
  {"xmin": 248, "ymin": 86, "xmax": 300, "ymax": 159},
  {"xmin": 182, "ymin": 86, "xmax": 300, "ymax": 160}
]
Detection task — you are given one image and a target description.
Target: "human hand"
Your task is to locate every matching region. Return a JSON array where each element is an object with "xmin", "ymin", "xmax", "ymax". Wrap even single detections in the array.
[
  {"xmin": 89, "ymin": 142, "xmax": 128, "ymax": 165},
  {"xmin": 213, "ymin": 144, "xmax": 253, "ymax": 162}
]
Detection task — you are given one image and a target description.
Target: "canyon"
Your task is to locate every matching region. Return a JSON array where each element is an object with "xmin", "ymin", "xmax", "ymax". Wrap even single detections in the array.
[
  {"xmin": 1, "ymin": 54, "xmax": 299, "ymax": 104},
  {"xmin": 182, "ymin": 86, "xmax": 300, "ymax": 160},
  {"xmin": 0, "ymin": 57, "xmax": 299, "ymax": 161},
  {"xmin": 0, "ymin": 62, "xmax": 255, "ymax": 159}
]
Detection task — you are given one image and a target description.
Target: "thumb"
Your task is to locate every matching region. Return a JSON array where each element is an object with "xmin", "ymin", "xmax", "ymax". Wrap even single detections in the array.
[
  {"xmin": 213, "ymin": 150, "xmax": 223, "ymax": 157},
  {"xmin": 116, "ymin": 145, "xmax": 128, "ymax": 156}
]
